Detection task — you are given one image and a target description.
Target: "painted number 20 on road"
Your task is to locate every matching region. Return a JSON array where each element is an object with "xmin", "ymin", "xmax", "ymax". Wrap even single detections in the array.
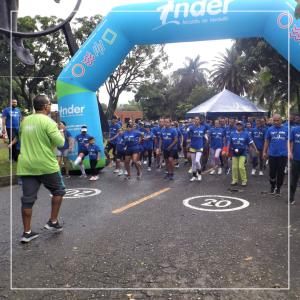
[{"xmin": 183, "ymin": 195, "xmax": 250, "ymax": 212}]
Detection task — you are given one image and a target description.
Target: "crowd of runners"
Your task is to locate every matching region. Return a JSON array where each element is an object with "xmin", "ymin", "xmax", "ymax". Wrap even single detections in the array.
[
  {"xmin": 65, "ymin": 113, "xmax": 300, "ymax": 205},
  {"xmin": 1, "ymin": 96, "xmax": 300, "ymax": 242}
]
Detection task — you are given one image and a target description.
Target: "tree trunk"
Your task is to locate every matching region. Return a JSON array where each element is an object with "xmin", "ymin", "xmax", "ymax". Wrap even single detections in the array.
[{"xmin": 106, "ymin": 96, "xmax": 118, "ymax": 120}]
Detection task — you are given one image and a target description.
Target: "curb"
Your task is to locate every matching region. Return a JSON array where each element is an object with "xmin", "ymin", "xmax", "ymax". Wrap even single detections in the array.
[{"xmin": 0, "ymin": 175, "xmax": 18, "ymax": 187}]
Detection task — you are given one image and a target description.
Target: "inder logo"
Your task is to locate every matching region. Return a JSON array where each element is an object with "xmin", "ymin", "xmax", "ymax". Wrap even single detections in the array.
[
  {"xmin": 154, "ymin": 0, "xmax": 234, "ymax": 30},
  {"xmin": 60, "ymin": 105, "xmax": 85, "ymax": 117}
]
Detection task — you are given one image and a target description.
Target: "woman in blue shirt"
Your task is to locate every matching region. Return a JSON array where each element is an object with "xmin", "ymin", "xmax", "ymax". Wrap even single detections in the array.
[
  {"xmin": 226, "ymin": 121, "xmax": 258, "ymax": 186},
  {"xmin": 208, "ymin": 120, "xmax": 225, "ymax": 175},
  {"xmin": 123, "ymin": 123, "xmax": 142, "ymax": 179}
]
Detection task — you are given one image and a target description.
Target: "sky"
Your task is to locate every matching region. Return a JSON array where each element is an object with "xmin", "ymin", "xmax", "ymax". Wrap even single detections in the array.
[{"xmin": 19, "ymin": 0, "xmax": 233, "ymax": 105}]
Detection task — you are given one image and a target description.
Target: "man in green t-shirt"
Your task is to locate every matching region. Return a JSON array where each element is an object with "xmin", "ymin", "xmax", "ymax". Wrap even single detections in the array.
[{"xmin": 17, "ymin": 95, "xmax": 66, "ymax": 243}]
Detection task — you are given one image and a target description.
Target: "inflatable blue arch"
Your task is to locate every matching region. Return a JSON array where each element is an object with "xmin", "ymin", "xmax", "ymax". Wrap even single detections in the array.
[{"xmin": 57, "ymin": 0, "xmax": 300, "ymax": 168}]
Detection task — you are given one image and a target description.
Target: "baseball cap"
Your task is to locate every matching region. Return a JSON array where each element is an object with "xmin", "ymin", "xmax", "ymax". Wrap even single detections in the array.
[{"xmin": 236, "ymin": 120, "xmax": 243, "ymax": 125}]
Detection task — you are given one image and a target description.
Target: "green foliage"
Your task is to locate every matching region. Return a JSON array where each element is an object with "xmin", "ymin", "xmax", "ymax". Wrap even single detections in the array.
[{"xmin": 105, "ymin": 44, "xmax": 169, "ymax": 119}]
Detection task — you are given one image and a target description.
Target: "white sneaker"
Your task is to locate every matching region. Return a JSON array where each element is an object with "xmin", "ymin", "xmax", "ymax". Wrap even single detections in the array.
[
  {"xmin": 197, "ymin": 174, "xmax": 202, "ymax": 181},
  {"xmin": 161, "ymin": 162, "xmax": 166, "ymax": 167},
  {"xmin": 79, "ymin": 174, "xmax": 87, "ymax": 178},
  {"xmin": 124, "ymin": 170, "xmax": 128, "ymax": 176},
  {"xmin": 259, "ymin": 171, "xmax": 264, "ymax": 176},
  {"xmin": 190, "ymin": 176, "xmax": 197, "ymax": 182},
  {"xmin": 118, "ymin": 169, "xmax": 124, "ymax": 176},
  {"xmin": 188, "ymin": 168, "xmax": 193, "ymax": 174},
  {"xmin": 147, "ymin": 167, "xmax": 151, "ymax": 172},
  {"xmin": 217, "ymin": 168, "xmax": 222, "ymax": 175},
  {"xmin": 251, "ymin": 169, "xmax": 256, "ymax": 176},
  {"xmin": 94, "ymin": 175, "xmax": 99, "ymax": 180},
  {"xmin": 89, "ymin": 176, "xmax": 96, "ymax": 181},
  {"xmin": 210, "ymin": 169, "xmax": 215, "ymax": 175},
  {"xmin": 113, "ymin": 169, "xmax": 120, "ymax": 173},
  {"xmin": 143, "ymin": 160, "xmax": 147, "ymax": 165},
  {"xmin": 175, "ymin": 163, "xmax": 180, "ymax": 168}
]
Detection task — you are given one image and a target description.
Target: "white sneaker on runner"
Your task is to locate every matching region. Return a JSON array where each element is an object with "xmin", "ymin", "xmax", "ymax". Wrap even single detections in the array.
[
  {"xmin": 147, "ymin": 167, "xmax": 151, "ymax": 172},
  {"xmin": 210, "ymin": 169, "xmax": 215, "ymax": 175},
  {"xmin": 217, "ymin": 168, "xmax": 222, "ymax": 175},
  {"xmin": 124, "ymin": 170, "xmax": 128, "ymax": 176},
  {"xmin": 197, "ymin": 175, "xmax": 202, "ymax": 181},
  {"xmin": 94, "ymin": 175, "xmax": 99, "ymax": 180},
  {"xmin": 259, "ymin": 171, "xmax": 264, "ymax": 176},
  {"xmin": 190, "ymin": 177, "xmax": 197, "ymax": 182},
  {"xmin": 118, "ymin": 169, "xmax": 124, "ymax": 176},
  {"xmin": 188, "ymin": 168, "xmax": 193, "ymax": 174},
  {"xmin": 89, "ymin": 176, "xmax": 95, "ymax": 181},
  {"xmin": 251, "ymin": 169, "xmax": 256, "ymax": 175},
  {"xmin": 114, "ymin": 169, "xmax": 120, "ymax": 173},
  {"xmin": 143, "ymin": 161, "xmax": 147, "ymax": 165}
]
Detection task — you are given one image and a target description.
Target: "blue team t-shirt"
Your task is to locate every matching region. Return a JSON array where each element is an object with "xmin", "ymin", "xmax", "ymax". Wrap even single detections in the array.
[
  {"xmin": 143, "ymin": 131, "xmax": 154, "ymax": 150},
  {"xmin": 88, "ymin": 144, "xmax": 100, "ymax": 160},
  {"xmin": 180, "ymin": 126, "xmax": 189, "ymax": 141},
  {"xmin": 251, "ymin": 126, "xmax": 267, "ymax": 151},
  {"xmin": 161, "ymin": 127, "xmax": 178, "ymax": 151},
  {"xmin": 75, "ymin": 133, "xmax": 91, "ymax": 152},
  {"xmin": 2, "ymin": 107, "xmax": 22, "ymax": 129},
  {"xmin": 116, "ymin": 134, "xmax": 126, "ymax": 153},
  {"xmin": 109, "ymin": 123, "xmax": 121, "ymax": 144},
  {"xmin": 291, "ymin": 126, "xmax": 300, "ymax": 161},
  {"xmin": 209, "ymin": 127, "xmax": 225, "ymax": 149},
  {"xmin": 58, "ymin": 130, "xmax": 72, "ymax": 150},
  {"xmin": 123, "ymin": 130, "xmax": 142, "ymax": 151},
  {"xmin": 265, "ymin": 125, "xmax": 288, "ymax": 157},
  {"xmin": 229, "ymin": 130, "xmax": 253, "ymax": 157},
  {"xmin": 152, "ymin": 126, "xmax": 163, "ymax": 146},
  {"xmin": 188, "ymin": 124, "xmax": 207, "ymax": 150}
]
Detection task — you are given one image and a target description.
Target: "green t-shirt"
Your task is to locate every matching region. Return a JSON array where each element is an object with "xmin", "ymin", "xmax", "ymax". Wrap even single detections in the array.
[{"xmin": 17, "ymin": 114, "xmax": 65, "ymax": 176}]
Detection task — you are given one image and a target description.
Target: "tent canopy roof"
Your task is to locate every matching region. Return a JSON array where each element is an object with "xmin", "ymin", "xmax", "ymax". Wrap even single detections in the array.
[{"xmin": 186, "ymin": 89, "xmax": 267, "ymax": 116}]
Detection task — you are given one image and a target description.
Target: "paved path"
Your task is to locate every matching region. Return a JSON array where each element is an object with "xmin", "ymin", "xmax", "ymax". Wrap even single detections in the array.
[{"xmin": 0, "ymin": 163, "xmax": 299, "ymax": 299}]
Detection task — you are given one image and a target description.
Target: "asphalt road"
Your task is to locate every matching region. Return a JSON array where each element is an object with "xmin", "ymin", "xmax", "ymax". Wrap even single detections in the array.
[{"xmin": 0, "ymin": 161, "xmax": 299, "ymax": 300}]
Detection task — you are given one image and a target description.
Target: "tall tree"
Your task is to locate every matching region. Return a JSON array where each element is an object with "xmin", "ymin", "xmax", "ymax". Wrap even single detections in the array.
[
  {"xmin": 211, "ymin": 46, "xmax": 250, "ymax": 95},
  {"xmin": 105, "ymin": 45, "xmax": 169, "ymax": 120}
]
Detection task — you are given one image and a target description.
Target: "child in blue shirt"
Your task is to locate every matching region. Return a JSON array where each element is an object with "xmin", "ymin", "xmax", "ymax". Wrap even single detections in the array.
[{"xmin": 87, "ymin": 137, "xmax": 101, "ymax": 181}]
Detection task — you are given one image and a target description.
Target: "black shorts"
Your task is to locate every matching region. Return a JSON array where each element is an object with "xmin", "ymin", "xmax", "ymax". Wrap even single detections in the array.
[
  {"xmin": 163, "ymin": 149, "xmax": 178, "ymax": 159},
  {"xmin": 78, "ymin": 150, "xmax": 89, "ymax": 157},
  {"xmin": 21, "ymin": 172, "xmax": 66, "ymax": 208},
  {"xmin": 116, "ymin": 152, "xmax": 125, "ymax": 160},
  {"xmin": 125, "ymin": 149, "xmax": 140, "ymax": 156},
  {"xmin": 105, "ymin": 142, "xmax": 117, "ymax": 153}
]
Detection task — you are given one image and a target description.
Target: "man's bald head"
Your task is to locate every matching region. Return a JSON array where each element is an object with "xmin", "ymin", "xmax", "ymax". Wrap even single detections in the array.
[{"xmin": 272, "ymin": 114, "xmax": 282, "ymax": 127}]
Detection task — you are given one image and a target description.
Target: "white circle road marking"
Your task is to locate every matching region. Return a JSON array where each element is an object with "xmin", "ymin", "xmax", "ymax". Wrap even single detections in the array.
[
  {"xmin": 183, "ymin": 195, "xmax": 249, "ymax": 212},
  {"xmin": 63, "ymin": 188, "xmax": 101, "ymax": 199}
]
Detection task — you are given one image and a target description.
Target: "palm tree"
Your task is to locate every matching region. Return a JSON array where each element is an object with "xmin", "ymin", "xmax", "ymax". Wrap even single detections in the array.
[
  {"xmin": 211, "ymin": 47, "xmax": 250, "ymax": 95},
  {"xmin": 173, "ymin": 55, "xmax": 208, "ymax": 96}
]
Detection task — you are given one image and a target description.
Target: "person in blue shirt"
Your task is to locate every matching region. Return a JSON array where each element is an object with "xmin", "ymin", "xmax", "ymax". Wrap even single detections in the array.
[
  {"xmin": 180, "ymin": 121, "xmax": 190, "ymax": 164},
  {"xmin": 74, "ymin": 126, "xmax": 91, "ymax": 178},
  {"xmin": 115, "ymin": 128, "xmax": 126, "ymax": 176},
  {"xmin": 123, "ymin": 123, "xmax": 142, "ymax": 179},
  {"xmin": 105, "ymin": 115, "xmax": 121, "ymax": 171},
  {"xmin": 208, "ymin": 119, "xmax": 225, "ymax": 175},
  {"xmin": 289, "ymin": 122, "xmax": 300, "ymax": 205},
  {"xmin": 226, "ymin": 121, "xmax": 258, "ymax": 186},
  {"xmin": 187, "ymin": 116, "xmax": 207, "ymax": 182},
  {"xmin": 263, "ymin": 114, "xmax": 288, "ymax": 195},
  {"xmin": 2, "ymin": 99, "xmax": 22, "ymax": 161},
  {"xmin": 159, "ymin": 118, "xmax": 178, "ymax": 180},
  {"xmin": 172, "ymin": 121, "xmax": 182, "ymax": 168},
  {"xmin": 152, "ymin": 118, "xmax": 165, "ymax": 168},
  {"xmin": 250, "ymin": 118, "xmax": 267, "ymax": 176},
  {"xmin": 56, "ymin": 121, "xmax": 73, "ymax": 179},
  {"xmin": 142, "ymin": 124, "xmax": 154, "ymax": 171},
  {"xmin": 87, "ymin": 137, "xmax": 101, "ymax": 181}
]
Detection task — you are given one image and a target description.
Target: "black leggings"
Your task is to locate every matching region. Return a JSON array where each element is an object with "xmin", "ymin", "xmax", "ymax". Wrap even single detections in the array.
[
  {"xmin": 291, "ymin": 160, "xmax": 300, "ymax": 200},
  {"xmin": 144, "ymin": 149, "xmax": 153, "ymax": 167},
  {"xmin": 90, "ymin": 159, "xmax": 99, "ymax": 176},
  {"xmin": 269, "ymin": 156, "xmax": 287, "ymax": 190}
]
